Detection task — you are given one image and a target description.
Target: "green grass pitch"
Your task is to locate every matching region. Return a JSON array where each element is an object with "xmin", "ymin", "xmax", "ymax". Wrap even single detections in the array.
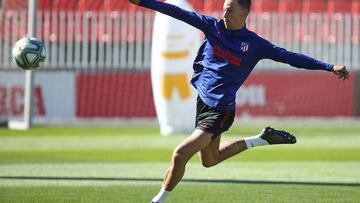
[{"xmin": 0, "ymin": 122, "xmax": 360, "ymax": 202}]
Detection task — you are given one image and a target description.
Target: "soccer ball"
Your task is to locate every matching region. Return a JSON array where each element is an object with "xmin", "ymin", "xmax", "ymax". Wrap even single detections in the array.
[{"xmin": 12, "ymin": 37, "xmax": 46, "ymax": 70}]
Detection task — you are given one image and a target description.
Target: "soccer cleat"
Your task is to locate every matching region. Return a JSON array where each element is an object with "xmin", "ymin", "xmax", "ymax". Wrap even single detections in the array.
[{"xmin": 260, "ymin": 126, "xmax": 296, "ymax": 144}]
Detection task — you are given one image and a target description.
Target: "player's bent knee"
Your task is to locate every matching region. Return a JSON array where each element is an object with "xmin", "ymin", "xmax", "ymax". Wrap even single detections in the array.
[{"xmin": 201, "ymin": 159, "xmax": 218, "ymax": 168}]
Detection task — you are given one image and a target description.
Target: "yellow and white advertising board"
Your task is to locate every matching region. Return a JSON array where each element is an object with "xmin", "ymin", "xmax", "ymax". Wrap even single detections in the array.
[{"xmin": 151, "ymin": 0, "xmax": 201, "ymax": 135}]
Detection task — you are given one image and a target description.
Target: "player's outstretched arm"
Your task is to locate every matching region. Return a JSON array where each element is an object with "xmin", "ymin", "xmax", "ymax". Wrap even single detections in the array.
[
  {"xmin": 128, "ymin": 0, "xmax": 140, "ymax": 5},
  {"xmin": 127, "ymin": 0, "xmax": 212, "ymax": 33},
  {"xmin": 259, "ymin": 41, "xmax": 351, "ymax": 81},
  {"xmin": 332, "ymin": 65, "xmax": 349, "ymax": 81}
]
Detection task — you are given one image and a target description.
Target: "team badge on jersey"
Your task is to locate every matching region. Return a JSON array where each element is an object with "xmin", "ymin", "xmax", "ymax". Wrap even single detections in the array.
[{"xmin": 240, "ymin": 42, "xmax": 249, "ymax": 52}]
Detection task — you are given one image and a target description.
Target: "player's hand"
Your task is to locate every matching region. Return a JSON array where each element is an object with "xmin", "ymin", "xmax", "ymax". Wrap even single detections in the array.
[
  {"xmin": 332, "ymin": 65, "xmax": 349, "ymax": 81},
  {"xmin": 128, "ymin": 0, "xmax": 141, "ymax": 5}
]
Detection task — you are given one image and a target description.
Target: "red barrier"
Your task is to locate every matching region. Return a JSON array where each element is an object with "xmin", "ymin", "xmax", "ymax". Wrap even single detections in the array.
[
  {"xmin": 76, "ymin": 71, "xmax": 355, "ymax": 118},
  {"xmin": 237, "ymin": 72, "xmax": 355, "ymax": 117},
  {"xmin": 76, "ymin": 71, "xmax": 156, "ymax": 118}
]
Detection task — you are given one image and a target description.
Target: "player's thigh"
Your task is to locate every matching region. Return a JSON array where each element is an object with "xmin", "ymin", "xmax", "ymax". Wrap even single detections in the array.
[
  {"xmin": 174, "ymin": 129, "xmax": 213, "ymax": 158},
  {"xmin": 198, "ymin": 134, "xmax": 221, "ymax": 161}
]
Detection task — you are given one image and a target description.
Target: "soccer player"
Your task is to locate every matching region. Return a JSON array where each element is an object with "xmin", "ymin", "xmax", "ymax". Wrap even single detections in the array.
[{"xmin": 127, "ymin": 0, "xmax": 350, "ymax": 202}]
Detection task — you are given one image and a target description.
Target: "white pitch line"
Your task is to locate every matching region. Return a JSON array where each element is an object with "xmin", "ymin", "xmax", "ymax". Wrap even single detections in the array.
[{"xmin": 0, "ymin": 162, "xmax": 359, "ymax": 187}]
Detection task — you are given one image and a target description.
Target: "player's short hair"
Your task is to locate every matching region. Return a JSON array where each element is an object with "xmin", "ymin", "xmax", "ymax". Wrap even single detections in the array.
[{"xmin": 237, "ymin": 0, "xmax": 251, "ymax": 11}]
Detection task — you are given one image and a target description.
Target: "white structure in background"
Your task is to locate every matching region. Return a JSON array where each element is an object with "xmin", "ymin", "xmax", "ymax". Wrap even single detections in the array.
[
  {"xmin": 8, "ymin": 0, "xmax": 37, "ymax": 130},
  {"xmin": 151, "ymin": 0, "xmax": 201, "ymax": 135}
]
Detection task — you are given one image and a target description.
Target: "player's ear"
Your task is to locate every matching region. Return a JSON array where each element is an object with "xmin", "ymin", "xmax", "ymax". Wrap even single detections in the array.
[
  {"xmin": 240, "ymin": 8, "xmax": 250, "ymax": 18},
  {"xmin": 244, "ymin": 9, "xmax": 250, "ymax": 16}
]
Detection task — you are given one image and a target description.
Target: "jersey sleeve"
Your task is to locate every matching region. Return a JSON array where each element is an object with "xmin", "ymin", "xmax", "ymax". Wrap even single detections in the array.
[
  {"xmin": 139, "ymin": 0, "xmax": 214, "ymax": 33},
  {"xmin": 258, "ymin": 39, "xmax": 333, "ymax": 71}
]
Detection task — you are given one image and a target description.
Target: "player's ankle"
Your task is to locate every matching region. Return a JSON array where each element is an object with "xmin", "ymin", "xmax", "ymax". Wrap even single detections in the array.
[
  {"xmin": 151, "ymin": 186, "xmax": 170, "ymax": 203},
  {"xmin": 244, "ymin": 135, "xmax": 269, "ymax": 149}
]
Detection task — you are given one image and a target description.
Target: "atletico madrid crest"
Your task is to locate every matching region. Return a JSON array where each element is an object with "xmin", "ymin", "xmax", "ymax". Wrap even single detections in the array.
[{"xmin": 240, "ymin": 42, "xmax": 249, "ymax": 52}]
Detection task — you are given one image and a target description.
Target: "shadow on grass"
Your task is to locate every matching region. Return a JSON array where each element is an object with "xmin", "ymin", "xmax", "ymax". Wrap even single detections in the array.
[{"xmin": 0, "ymin": 176, "xmax": 359, "ymax": 187}]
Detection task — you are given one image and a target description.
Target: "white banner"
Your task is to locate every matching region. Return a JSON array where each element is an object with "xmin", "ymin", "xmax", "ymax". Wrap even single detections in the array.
[
  {"xmin": 0, "ymin": 71, "xmax": 75, "ymax": 120},
  {"xmin": 151, "ymin": 0, "xmax": 201, "ymax": 135}
]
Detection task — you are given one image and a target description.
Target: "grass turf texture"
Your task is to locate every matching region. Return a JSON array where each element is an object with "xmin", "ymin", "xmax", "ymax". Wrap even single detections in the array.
[{"xmin": 0, "ymin": 123, "xmax": 359, "ymax": 202}]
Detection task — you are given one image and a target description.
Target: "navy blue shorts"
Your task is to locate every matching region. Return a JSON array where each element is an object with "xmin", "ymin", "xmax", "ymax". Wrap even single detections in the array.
[{"xmin": 195, "ymin": 96, "xmax": 235, "ymax": 139}]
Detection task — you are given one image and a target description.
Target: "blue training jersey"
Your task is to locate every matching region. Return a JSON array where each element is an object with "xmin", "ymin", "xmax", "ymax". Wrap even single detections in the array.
[{"xmin": 139, "ymin": 0, "xmax": 334, "ymax": 112}]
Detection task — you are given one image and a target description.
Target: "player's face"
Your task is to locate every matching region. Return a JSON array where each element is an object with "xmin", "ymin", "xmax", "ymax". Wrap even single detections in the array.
[{"xmin": 223, "ymin": 0, "xmax": 249, "ymax": 30}]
